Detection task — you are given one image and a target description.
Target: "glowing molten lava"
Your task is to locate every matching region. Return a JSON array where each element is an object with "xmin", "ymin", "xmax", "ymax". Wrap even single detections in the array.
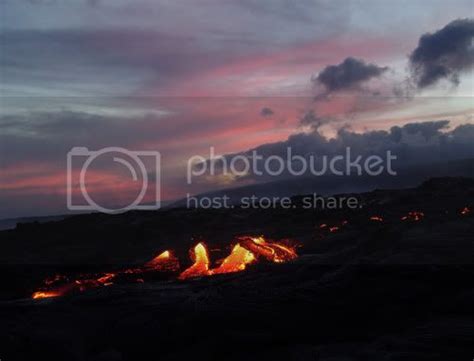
[
  {"xmin": 44, "ymin": 274, "xmax": 66, "ymax": 285},
  {"xmin": 146, "ymin": 250, "xmax": 170, "ymax": 268},
  {"xmin": 179, "ymin": 243, "xmax": 211, "ymax": 280},
  {"xmin": 32, "ymin": 249, "xmax": 178, "ymax": 299},
  {"xmin": 32, "ymin": 290, "xmax": 64, "ymax": 299},
  {"xmin": 401, "ymin": 211, "xmax": 424, "ymax": 221},
  {"xmin": 370, "ymin": 216, "xmax": 383, "ymax": 222},
  {"xmin": 211, "ymin": 244, "xmax": 256, "ymax": 275},
  {"xmin": 30, "ymin": 206, "xmax": 471, "ymax": 300},
  {"xmin": 96, "ymin": 273, "xmax": 116, "ymax": 286},
  {"xmin": 28, "ymin": 236, "xmax": 296, "ymax": 297},
  {"xmin": 239, "ymin": 236, "xmax": 297, "ymax": 263},
  {"xmin": 319, "ymin": 221, "xmax": 347, "ymax": 233},
  {"xmin": 145, "ymin": 250, "xmax": 180, "ymax": 272}
]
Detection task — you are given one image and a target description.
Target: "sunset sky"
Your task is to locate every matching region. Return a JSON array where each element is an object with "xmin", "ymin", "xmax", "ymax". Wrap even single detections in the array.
[{"xmin": 1, "ymin": 0, "xmax": 473, "ymax": 218}]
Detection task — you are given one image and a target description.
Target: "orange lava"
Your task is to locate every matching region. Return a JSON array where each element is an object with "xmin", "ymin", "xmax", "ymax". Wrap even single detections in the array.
[
  {"xmin": 32, "ymin": 206, "xmax": 473, "ymax": 300},
  {"xmin": 401, "ymin": 211, "xmax": 424, "ymax": 221},
  {"xmin": 178, "ymin": 243, "xmax": 211, "ymax": 280},
  {"xmin": 35, "ymin": 204, "xmax": 473, "ymax": 300},
  {"xmin": 31, "ymin": 237, "xmax": 297, "ymax": 297},
  {"xmin": 145, "ymin": 250, "xmax": 180, "ymax": 272},
  {"xmin": 44, "ymin": 274, "xmax": 67, "ymax": 286},
  {"xmin": 32, "ymin": 290, "xmax": 63, "ymax": 299},
  {"xmin": 96, "ymin": 273, "xmax": 116, "ymax": 285},
  {"xmin": 238, "ymin": 236, "xmax": 297, "ymax": 263},
  {"xmin": 31, "ymin": 282, "xmax": 76, "ymax": 299},
  {"xmin": 211, "ymin": 244, "xmax": 256, "ymax": 275},
  {"xmin": 32, "ymin": 249, "xmax": 178, "ymax": 298},
  {"xmin": 370, "ymin": 216, "xmax": 383, "ymax": 222}
]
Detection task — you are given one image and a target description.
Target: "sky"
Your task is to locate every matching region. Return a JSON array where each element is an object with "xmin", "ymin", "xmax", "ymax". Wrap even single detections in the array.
[{"xmin": 0, "ymin": 0, "xmax": 473, "ymax": 218}]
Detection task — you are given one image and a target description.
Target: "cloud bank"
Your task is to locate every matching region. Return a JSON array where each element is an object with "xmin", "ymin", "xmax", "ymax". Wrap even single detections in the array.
[
  {"xmin": 409, "ymin": 18, "xmax": 474, "ymax": 88},
  {"xmin": 215, "ymin": 120, "xmax": 474, "ymax": 183}
]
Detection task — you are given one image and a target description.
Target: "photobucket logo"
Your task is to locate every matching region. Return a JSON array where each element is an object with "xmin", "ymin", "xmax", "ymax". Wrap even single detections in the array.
[
  {"xmin": 67, "ymin": 147, "xmax": 160, "ymax": 214},
  {"xmin": 187, "ymin": 146, "xmax": 397, "ymax": 184}
]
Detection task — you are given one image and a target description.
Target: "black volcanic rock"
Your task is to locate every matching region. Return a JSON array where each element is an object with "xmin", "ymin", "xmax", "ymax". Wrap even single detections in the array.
[
  {"xmin": 0, "ymin": 177, "xmax": 473, "ymax": 360},
  {"xmin": 419, "ymin": 176, "xmax": 474, "ymax": 191}
]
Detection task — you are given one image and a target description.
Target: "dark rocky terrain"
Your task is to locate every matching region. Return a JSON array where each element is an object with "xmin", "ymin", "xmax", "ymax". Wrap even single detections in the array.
[{"xmin": 0, "ymin": 177, "xmax": 473, "ymax": 360}]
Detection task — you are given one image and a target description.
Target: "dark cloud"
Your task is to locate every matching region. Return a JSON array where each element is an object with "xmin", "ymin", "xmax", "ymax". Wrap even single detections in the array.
[
  {"xmin": 215, "ymin": 120, "xmax": 474, "ymax": 183},
  {"xmin": 403, "ymin": 120, "xmax": 450, "ymax": 140},
  {"xmin": 298, "ymin": 110, "xmax": 332, "ymax": 130},
  {"xmin": 450, "ymin": 122, "xmax": 474, "ymax": 140},
  {"xmin": 409, "ymin": 18, "xmax": 474, "ymax": 88},
  {"xmin": 313, "ymin": 57, "xmax": 388, "ymax": 92},
  {"xmin": 260, "ymin": 107, "xmax": 274, "ymax": 117}
]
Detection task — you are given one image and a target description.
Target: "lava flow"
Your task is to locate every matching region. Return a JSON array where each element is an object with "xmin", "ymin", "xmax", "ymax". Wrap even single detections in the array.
[
  {"xmin": 144, "ymin": 250, "xmax": 180, "ymax": 272},
  {"xmin": 178, "ymin": 237, "xmax": 297, "ymax": 280},
  {"xmin": 211, "ymin": 244, "xmax": 256, "ymax": 275},
  {"xmin": 32, "ymin": 273, "xmax": 118, "ymax": 299},
  {"xmin": 178, "ymin": 243, "xmax": 211, "ymax": 279},
  {"xmin": 32, "ymin": 287, "xmax": 72, "ymax": 300},
  {"xmin": 370, "ymin": 216, "xmax": 384, "ymax": 222},
  {"xmin": 32, "ymin": 205, "xmax": 469, "ymax": 300},
  {"xmin": 401, "ymin": 211, "xmax": 424, "ymax": 221},
  {"xmin": 238, "ymin": 236, "xmax": 297, "ymax": 263},
  {"xmin": 318, "ymin": 220, "xmax": 348, "ymax": 233},
  {"xmin": 32, "ymin": 250, "xmax": 177, "ymax": 299}
]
